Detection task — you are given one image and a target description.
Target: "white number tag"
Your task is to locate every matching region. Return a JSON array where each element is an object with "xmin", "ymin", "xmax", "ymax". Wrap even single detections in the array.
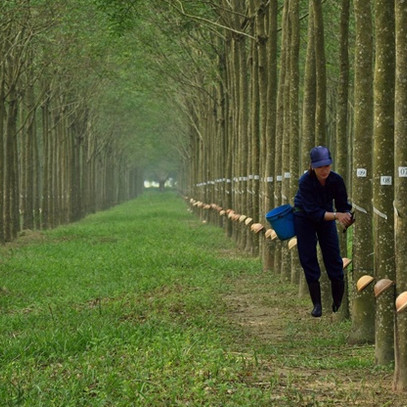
[
  {"xmin": 398, "ymin": 167, "xmax": 407, "ymax": 177},
  {"xmin": 356, "ymin": 168, "xmax": 367, "ymax": 177},
  {"xmin": 380, "ymin": 176, "xmax": 392, "ymax": 186}
]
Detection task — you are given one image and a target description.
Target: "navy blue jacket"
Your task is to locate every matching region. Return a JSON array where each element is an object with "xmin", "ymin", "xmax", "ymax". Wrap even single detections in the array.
[{"xmin": 294, "ymin": 170, "xmax": 351, "ymax": 223}]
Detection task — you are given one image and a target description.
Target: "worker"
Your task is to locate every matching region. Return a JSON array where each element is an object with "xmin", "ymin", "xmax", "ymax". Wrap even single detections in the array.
[{"xmin": 294, "ymin": 146, "xmax": 353, "ymax": 317}]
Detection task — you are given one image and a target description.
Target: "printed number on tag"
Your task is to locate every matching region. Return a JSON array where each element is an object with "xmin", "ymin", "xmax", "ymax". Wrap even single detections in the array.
[
  {"xmin": 399, "ymin": 167, "xmax": 407, "ymax": 177},
  {"xmin": 356, "ymin": 168, "xmax": 367, "ymax": 177},
  {"xmin": 380, "ymin": 176, "xmax": 392, "ymax": 185}
]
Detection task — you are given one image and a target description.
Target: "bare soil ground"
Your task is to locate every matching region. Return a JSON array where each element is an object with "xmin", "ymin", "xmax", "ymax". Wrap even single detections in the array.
[{"xmin": 224, "ymin": 272, "xmax": 407, "ymax": 407}]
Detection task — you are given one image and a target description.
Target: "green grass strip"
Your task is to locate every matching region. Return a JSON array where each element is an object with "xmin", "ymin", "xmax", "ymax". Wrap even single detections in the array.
[
  {"xmin": 0, "ymin": 191, "xmax": 264, "ymax": 406},
  {"xmin": 0, "ymin": 191, "xmax": 403, "ymax": 407}
]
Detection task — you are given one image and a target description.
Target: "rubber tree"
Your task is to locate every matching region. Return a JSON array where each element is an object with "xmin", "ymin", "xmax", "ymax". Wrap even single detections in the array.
[
  {"xmin": 349, "ymin": 0, "xmax": 375, "ymax": 344},
  {"xmin": 373, "ymin": 0, "xmax": 395, "ymax": 366},
  {"xmin": 298, "ymin": 0, "xmax": 316, "ymax": 297},
  {"xmin": 263, "ymin": 0, "xmax": 278, "ymax": 271},
  {"xmin": 280, "ymin": 1, "xmax": 292, "ymax": 281},
  {"xmin": 0, "ymin": 1, "xmax": 39, "ymax": 241},
  {"xmin": 254, "ymin": 0, "xmax": 270, "ymax": 266},
  {"xmin": 4, "ymin": 36, "xmax": 25, "ymax": 241},
  {"xmin": 312, "ymin": 0, "xmax": 327, "ymax": 147},
  {"xmin": 393, "ymin": 0, "xmax": 407, "ymax": 392},
  {"xmin": 247, "ymin": 0, "xmax": 260, "ymax": 255},
  {"xmin": 313, "ymin": 0, "xmax": 331, "ymax": 310},
  {"xmin": 301, "ymin": 1, "xmax": 316, "ymax": 171},
  {"xmin": 334, "ymin": 0, "xmax": 351, "ymax": 320},
  {"xmin": 273, "ymin": 1, "xmax": 288, "ymax": 277},
  {"xmin": 287, "ymin": 0, "xmax": 301, "ymax": 285}
]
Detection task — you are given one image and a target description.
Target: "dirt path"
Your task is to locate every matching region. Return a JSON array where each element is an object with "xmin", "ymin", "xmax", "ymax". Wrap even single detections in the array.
[{"xmin": 224, "ymin": 272, "xmax": 407, "ymax": 407}]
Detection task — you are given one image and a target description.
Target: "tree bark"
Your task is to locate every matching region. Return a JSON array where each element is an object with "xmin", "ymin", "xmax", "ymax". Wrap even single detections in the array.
[
  {"xmin": 4, "ymin": 80, "xmax": 19, "ymax": 242},
  {"xmin": 255, "ymin": 0, "xmax": 268, "ymax": 264},
  {"xmin": 273, "ymin": 0, "xmax": 289, "ymax": 277},
  {"xmin": 41, "ymin": 95, "xmax": 51, "ymax": 229},
  {"xmin": 263, "ymin": 0, "xmax": 278, "ymax": 271},
  {"xmin": 288, "ymin": 0, "xmax": 301, "ymax": 285},
  {"xmin": 393, "ymin": 0, "xmax": 407, "ymax": 392},
  {"xmin": 373, "ymin": 0, "xmax": 395, "ymax": 366},
  {"xmin": 0, "ymin": 74, "xmax": 5, "ymax": 244},
  {"xmin": 312, "ymin": 0, "xmax": 327, "ymax": 146},
  {"xmin": 335, "ymin": 0, "xmax": 351, "ymax": 320},
  {"xmin": 301, "ymin": 1, "xmax": 316, "ymax": 172},
  {"xmin": 349, "ymin": 0, "xmax": 375, "ymax": 345}
]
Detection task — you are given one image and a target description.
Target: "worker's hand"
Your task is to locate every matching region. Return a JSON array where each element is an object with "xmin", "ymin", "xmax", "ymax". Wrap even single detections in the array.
[{"xmin": 337, "ymin": 211, "xmax": 353, "ymax": 227}]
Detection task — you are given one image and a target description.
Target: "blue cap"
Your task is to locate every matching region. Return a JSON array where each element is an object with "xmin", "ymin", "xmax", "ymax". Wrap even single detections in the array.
[{"xmin": 310, "ymin": 146, "xmax": 332, "ymax": 168}]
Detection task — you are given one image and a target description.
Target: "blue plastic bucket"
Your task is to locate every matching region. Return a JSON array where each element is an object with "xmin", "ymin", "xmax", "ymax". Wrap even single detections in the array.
[{"xmin": 265, "ymin": 204, "xmax": 295, "ymax": 241}]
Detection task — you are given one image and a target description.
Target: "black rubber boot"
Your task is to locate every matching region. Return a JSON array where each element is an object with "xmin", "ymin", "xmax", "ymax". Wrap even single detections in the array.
[
  {"xmin": 331, "ymin": 279, "xmax": 345, "ymax": 313},
  {"xmin": 308, "ymin": 281, "xmax": 322, "ymax": 317}
]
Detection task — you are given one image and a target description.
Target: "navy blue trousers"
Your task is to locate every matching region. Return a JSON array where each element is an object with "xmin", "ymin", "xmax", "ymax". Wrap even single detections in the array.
[{"xmin": 294, "ymin": 213, "xmax": 344, "ymax": 285}]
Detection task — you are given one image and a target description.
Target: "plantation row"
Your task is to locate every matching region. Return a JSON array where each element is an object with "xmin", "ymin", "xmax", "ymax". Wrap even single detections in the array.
[
  {"xmin": 2, "ymin": 0, "xmax": 407, "ymax": 395},
  {"xmin": 0, "ymin": 1, "xmax": 154, "ymax": 244},
  {"xmin": 176, "ymin": 1, "xmax": 407, "ymax": 393}
]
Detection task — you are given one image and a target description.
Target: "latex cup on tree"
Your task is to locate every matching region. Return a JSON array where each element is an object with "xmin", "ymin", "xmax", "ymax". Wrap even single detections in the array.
[
  {"xmin": 239, "ymin": 215, "xmax": 247, "ymax": 223},
  {"xmin": 356, "ymin": 275, "xmax": 375, "ymax": 293},
  {"xmin": 396, "ymin": 291, "xmax": 407, "ymax": 313},
  {"xmin": 251, "ymin": 223, "xmax": 264, "ymax": 234},
  {"xmin": 265, "ymin": 229, "xmax": 274, "ymax": 239},
  {"xmin": 342, "ymin": 258, "xmax": 352, "ymax": 269},
  {"xmin": 288, "ymin": 237, "xmax": 297, "ymax": 250},
  {"xmin": 373, "ymin": 279, "xmax": 395, "ymax": 298}
]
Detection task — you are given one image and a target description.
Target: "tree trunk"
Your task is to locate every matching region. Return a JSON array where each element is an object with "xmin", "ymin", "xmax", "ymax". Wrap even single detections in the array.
[
  {"xmin": 349, "ymin": 0, "xmax": 375, "ymax": 345},
  {"xmin": 312, "ymin": 0, "xmax": 327, "ymax": 146},
  {"xmin": 233, "ymin": 1, "xmax": 249, "ymax": 249},
  {"xmin": 288, "ymin": 0, "xmax": 301, "ymax": 285},
  {"xmin": 4, "ymin": 82, "xmax": 19, "ymax": 241},
  {"xmin": 274, "ymin": 1, "xmax": 289, "ymax": 277},
  {"xmin": 263, "ymin": 0, "xmax": 278, "ymax": 271},
  {"xmin": 23, "ymin": 73, "xmax": 36, "ymax": 230},
  {"xmin": 301, "ymin": 1, "xmax": 316, "ymax": 171},
  {"xmin": 335, "ymin": 0, "xmax": 351, "ymax": 320},
  {"xmin": 41, "ymin": 96, "xmax": 51, "ymax": 229},
  {"xmin": 0, "ymin": 74, "xmax": 5, "ymax": 244},
  {"xmin": 373, "ymin": 0, "xmax": 395, "ymax": 366},
  {"xmin": 393, "ymin": 0, "xmax": 407, "ymax": 392},
  {"xmin": 298, "ymin": 0, "xmax": 317, "ymax": 298},
  {"xmin": 280, "ymin": 0, "xmax": 291, "ymax": 282},
  {"xmin": 248, "ymin": 0, "xmax": 260, "ymax": 256},
  {"xmin": 256, "ymin": 0, "xmax": 268, "ymax": 263}
]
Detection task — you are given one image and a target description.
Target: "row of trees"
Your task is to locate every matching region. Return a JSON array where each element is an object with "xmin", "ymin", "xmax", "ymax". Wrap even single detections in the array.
[
  {"xmin": 163, "ymin": 0, "xmax": 407, "ymax": 393},
  {"xmin": 0, "ymin": 0, "xmax": 143, "ymax": 243},
  {"xmin": 2, "ymin": 0, "xmax": 407, "ymax": 395},
  {"xmin": 0, "ymin": 0, "xmax": 185, "ymax": 244}
]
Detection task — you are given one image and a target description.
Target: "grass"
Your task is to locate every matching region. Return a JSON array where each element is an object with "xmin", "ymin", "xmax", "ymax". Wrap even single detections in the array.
[
  {"xmin": 0, "ymin": 190, "xmax": 404, "ymax": 406},
  {"xmin": 0, "ymin": 191, "xmax": 261, "ymax": 406}
]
